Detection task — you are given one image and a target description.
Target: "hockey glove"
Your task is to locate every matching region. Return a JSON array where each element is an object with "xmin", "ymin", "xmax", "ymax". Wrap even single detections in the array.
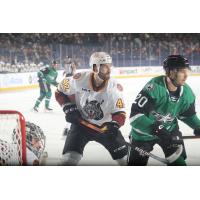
[
  {"xmin": 53, "ymin": 82, "xmax": 59, "ymax": 87},
  {"xmin": 63, "ymin": 103, "xmax": 81, "ymax": 124},
  {"xmin": 39, "ymin": 78, "xmax": 47, "ymax": 83},
  {"xmin": 152, "ymin": 123, "xmax": 182, "ymax": 147},
  {"xmin": 102, "ymin": 121, "xmax": 120, "ymax": 139},
  {"xmin": 38, "ymin": 72, "xmax": 44, "ymax": 79}
]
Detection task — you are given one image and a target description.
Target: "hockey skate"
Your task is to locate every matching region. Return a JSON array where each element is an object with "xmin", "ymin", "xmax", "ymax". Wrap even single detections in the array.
[
  {"xmin": 44, "ymin": 107, "xmax": 53, "ymax": 112},
  {"xmin": 32, "ymin": 107, "xmax": 39, "ymax": 112}
]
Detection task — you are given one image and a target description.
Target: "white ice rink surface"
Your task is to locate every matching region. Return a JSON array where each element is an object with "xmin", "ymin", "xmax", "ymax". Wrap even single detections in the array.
[{"xmin": 0, "ymin": 76, "xmax": 200, "ymax": 165}]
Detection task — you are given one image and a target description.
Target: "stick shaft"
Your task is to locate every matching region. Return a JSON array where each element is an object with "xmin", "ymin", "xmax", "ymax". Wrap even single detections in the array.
[
  {"xmin": 79, "ymin": 119, "xmax": 106, "ymax": 133},
  {"xmin": 79, "ymin": 119, "xmax": 170, "ymax": 164},
  {"xmin": 182, "ymin": 135, "xmax": 200, "ymax": 139}
]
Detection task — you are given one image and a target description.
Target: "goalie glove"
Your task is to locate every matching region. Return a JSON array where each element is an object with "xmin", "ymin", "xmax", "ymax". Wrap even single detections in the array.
[{"xmin": 63, "ymin": 103, "xmax": 81, "ymax": 124}]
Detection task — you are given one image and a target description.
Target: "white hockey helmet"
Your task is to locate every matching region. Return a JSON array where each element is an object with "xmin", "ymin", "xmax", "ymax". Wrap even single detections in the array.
[{"xmin": 89, "ymin": 52, "xmax": 112, "ymax": 71}]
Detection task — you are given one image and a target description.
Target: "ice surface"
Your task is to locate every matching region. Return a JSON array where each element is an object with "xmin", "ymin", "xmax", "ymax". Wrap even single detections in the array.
[{"xmin": 0, "ymin": 76, "xmax": 199, "ymax": 165}]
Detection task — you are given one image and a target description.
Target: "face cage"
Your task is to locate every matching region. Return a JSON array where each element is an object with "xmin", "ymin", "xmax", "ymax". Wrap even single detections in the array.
[{"xmin": 28, "ymin": 135, "xmax": 46, "ymax": 159}]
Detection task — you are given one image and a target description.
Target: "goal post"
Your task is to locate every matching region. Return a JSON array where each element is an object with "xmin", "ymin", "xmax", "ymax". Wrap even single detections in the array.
[{"xmin": 0, "ymin": 110, "xmax": 26, "ymax": 165}]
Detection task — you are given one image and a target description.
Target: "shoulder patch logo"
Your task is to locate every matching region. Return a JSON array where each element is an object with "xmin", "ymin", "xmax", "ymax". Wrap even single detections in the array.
[
  {"xmin": 146, "ymin": 83, "xmax": 154, "ymax": 91},
  {"xmin": 73, "ymin": 73, "xmax": 81, "ymax": 80},
  {"xmin": 117, "ymin": 83, "xmax": 123, "ymax": 91}
]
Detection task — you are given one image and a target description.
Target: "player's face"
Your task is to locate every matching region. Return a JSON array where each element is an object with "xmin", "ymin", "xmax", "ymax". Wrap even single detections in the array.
[
  {"xmin": 98, "ymin": 63, "xmax": 112, "ymax": 80},
  {"xmin": 172, "ymin": 68, "xmax": 190, "ymax": 86},
  {"xmin": 32, "ymin": 138, "xmax": 42, "ymax": 150}
]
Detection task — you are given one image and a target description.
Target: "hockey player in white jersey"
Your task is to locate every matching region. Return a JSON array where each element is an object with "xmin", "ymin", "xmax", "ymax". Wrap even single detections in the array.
[{"xmin": 55, "ymin": 52, "xmax": 128, "ymax": 165}]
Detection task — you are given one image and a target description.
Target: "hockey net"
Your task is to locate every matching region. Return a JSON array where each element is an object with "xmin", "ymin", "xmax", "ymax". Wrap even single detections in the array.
[{"xmin": 0, "ymin": 110, "xmax": 26, "ymax": 165}]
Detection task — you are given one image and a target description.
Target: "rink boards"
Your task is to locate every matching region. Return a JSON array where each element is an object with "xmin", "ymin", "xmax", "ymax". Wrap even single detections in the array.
[
  {"xmin": 1, "ymin": 73, "xmax": 200, "ymax": 165},
  {"xmin": 1, "ymin": 66, "xmax": 200, "ymax": 92}
]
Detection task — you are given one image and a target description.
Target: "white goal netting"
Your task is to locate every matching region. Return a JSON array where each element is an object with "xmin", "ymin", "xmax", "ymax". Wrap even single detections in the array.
[{"xmin": 0, "ymin": 111, "xmax": 26, "ymax": 165}]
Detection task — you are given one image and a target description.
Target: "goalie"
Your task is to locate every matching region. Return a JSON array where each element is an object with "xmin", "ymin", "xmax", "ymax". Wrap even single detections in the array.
[{"xmin": 0, "ymin": 122, "xmax": 46, "ymax": 166}]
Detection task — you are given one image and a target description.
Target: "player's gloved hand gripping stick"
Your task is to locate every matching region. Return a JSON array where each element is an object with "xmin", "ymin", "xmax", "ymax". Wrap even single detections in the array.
[
  {"xmin": 78, "ymin": 119, "xmax": 184, "ymax": 164},
  {"xmin": 80, "ymin": 119, "xmax": 200, "ymax": 140},
  {"xmin": 63, "ymin": 103, "xmax": 81, "ymax": 124},
  {"xmin": 152, "ymin": 122, "xmax": 184, "ymax": 148}
]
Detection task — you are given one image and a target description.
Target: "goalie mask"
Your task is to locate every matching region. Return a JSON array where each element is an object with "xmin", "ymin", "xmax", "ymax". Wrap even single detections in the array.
[
  {"xmin": 89, "ymin": 52, "xmax": 112, "ymax": 81},
  {"xmin": 25, "ymin": 122, "xmax": 46, "ymax": 159}
]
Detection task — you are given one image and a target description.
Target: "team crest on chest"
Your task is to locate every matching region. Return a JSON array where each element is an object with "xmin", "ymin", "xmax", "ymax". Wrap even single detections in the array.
[
  {"xmin": 83, "ymin": 99, "xmax": 104, "ymax": 120},
  {"xmin": 152, "ymin": 111, "xmax": 175, "ymax": 123}
]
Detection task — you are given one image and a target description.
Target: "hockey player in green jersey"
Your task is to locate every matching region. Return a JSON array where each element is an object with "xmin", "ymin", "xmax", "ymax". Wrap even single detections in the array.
[
  {"xmin": 127, "ymin": 55, "xmax": 200, "ymax": 166},
  {"xmin": 33, "ymin": 61, "xmax": 58, "ymax": 112}
]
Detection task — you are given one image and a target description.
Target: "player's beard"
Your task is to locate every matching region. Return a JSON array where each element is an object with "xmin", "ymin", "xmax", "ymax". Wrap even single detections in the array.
[
  {"xmin": 98, "ymin": 71, "xmax": 110, "ymax": 81},
  {"xmin": 169, "ymin": 70, "xmax": 186, "ymax": 87},
  {"xmin": 170, "ymin": 77, "xmax": 181, "ymax": 87},
  {"xmin": 171, "ymin": 74, "xmax": 187, "ymax": 87}
]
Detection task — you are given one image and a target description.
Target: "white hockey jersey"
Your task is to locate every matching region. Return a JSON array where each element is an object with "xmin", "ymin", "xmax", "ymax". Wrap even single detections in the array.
[{"xmin": 58, "ymin": 71, "xmax": 126, "ymax": 126}]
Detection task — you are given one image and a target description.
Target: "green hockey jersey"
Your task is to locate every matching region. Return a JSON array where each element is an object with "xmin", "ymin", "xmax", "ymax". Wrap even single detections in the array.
[
  {"xmin": 130, "ymin": 75, "xmax": 200, "ymax": 141},
  {"xmin": 37, "ymin": 65, "xmax": 58, "ymax": 86}
]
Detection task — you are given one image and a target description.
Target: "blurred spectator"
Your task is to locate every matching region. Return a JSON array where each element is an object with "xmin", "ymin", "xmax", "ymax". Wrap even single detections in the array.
[{"xmin": 0, "ymin": 33, "xmax": 200, "ymax": 73}]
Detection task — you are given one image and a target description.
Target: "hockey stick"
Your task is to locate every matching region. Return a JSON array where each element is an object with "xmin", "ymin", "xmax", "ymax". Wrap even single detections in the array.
[
  {"xmin": 79, "ymin": 119, "xmax": 183, "ymax": 164},
  {"xmin": 181, "ymin": 135, "xmax": 200, "ymax": 139},
  {"xmin": 124, "ymin": 141, "xmax": 183, "ymax": 164},
  {"xmin": 79, "ymin": 119, "xmax": 107, "ymax": 133}
]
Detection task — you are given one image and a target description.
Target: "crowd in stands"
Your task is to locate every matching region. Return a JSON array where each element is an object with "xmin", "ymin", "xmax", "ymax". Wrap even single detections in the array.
[{"xmin": 0, "ymin": 33, "xmax": 200, "ymax": 73}]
